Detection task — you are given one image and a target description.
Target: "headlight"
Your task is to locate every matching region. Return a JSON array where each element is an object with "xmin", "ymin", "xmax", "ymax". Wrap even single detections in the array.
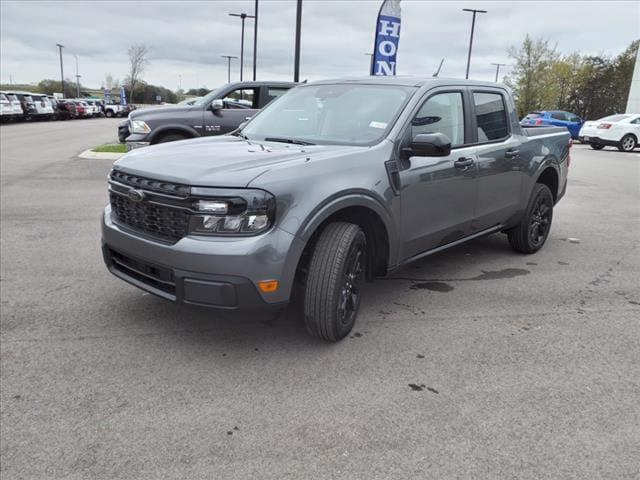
[
  {"xmin": 188, "ymin": 189, "xmax": 275, "ymax": 236},
  {"xmin": 130, "ymin": 120, "xmax": 151, "ymax": 134}
]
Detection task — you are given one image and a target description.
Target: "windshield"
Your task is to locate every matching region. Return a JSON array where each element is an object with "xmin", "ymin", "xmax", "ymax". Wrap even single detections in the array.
[{"xmin": 241, "ymin": 84, "xmax": 415, "ymax": 146}]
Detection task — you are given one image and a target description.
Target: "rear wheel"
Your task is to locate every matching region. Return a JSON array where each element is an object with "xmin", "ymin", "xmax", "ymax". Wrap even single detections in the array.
[
  {"xmin": 105, "ymin": 110, "xmax": 114, "ymax": 118},
  {"xmin": 589, "ymin": 143, "xmax": 605, "ymax": 150},
  {"xmin": 618, "ymin": 134, "xmax": 637, "ymax": 152},
  {"xmin": 507, "ymin": 183, "xmax": 554, "ymax": 254},
  {"xmin": 303, "ymin": 222, "xmax": 366, "ymax": 342}
]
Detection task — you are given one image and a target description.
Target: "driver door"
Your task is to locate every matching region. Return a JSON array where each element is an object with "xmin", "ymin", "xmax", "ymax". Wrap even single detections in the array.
[
  {"xmin": 398, "ymin": 89, "xmax": 478, "ymax": 260},
  {"xmin": 205, "ymin": 87, "xmax": 259, "ymax": 135}
]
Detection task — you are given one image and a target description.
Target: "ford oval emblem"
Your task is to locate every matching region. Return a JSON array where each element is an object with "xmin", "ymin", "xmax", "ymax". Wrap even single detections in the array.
[{"xmin": 128, "ymin": 189, "xmax": 145, "ymax": 202}]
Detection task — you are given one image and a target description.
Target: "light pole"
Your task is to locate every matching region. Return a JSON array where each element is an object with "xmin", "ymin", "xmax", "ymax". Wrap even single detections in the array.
[
  {"xmin": 229, "ymin": 12, "xmax": 255, "ymax": 81},
  {"xmin": 252, "ymin": 0, "xmax": 258, "ymax": 80},
  {"xmin": 221, "ymin": 55, "xmax": 238, "ymax": 83},
  {"xmin": 491, "ymin": 62, "xmax": 507, "ymax": 82},
  {"xmin": 74, "ymin": 54, "xmax": 80, "ymax": 97},
  {"xmin": 294, "ymin": 0, "xmax": 302, "ymax": 82},
  {"xmin": 364, "ymin": 53, "xmax": 374, "ymax": 74},
  {"xmin": 56, "ymin": 43, "xmax": 65, "ymax": 97},
  {"xmin": 462, "ymin": 8, "xmax": 487, "ymax": 79}
]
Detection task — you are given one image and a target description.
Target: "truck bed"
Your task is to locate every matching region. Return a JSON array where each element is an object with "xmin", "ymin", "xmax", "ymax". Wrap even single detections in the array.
[{"xmin": 522, "ymin": 125, "xmax": 568, "ymax": 137}]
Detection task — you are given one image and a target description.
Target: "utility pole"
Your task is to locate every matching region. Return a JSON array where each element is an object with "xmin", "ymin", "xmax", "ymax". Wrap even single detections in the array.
[
  {"xmin": 491, "ymin": 62, "xmax": 507, "ymax": 82},
  {"xmin": 229, "ymin": 12, "xmax": 255, "ymax": 81},
  {"xmin": 56, "ymin": 43, "xmax": 65, "ymax": 97},
  {"xmin": 364, "ymin": 53, "xmax": 374, "ymax": 74},
  {"xmin": 221, "ymin": 55, "xmax": 238, "ymax": 83},
  {"xmin": 252, "ymin": 0, "xmax": 258, "ymax": 81},
  {"xmin": 294, "ymin": 0, "xmax": 302, "ymax": 82},
  {"xmin": 462, "ymin": 8, "xmax": 487, "ymax": 79},
  {"xmin": 74, "ymin": 55, "xmax": 81, "ymax": 97}
]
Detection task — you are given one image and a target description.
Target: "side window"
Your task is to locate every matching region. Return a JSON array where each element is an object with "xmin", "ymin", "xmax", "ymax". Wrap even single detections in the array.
[
  {"xmin": 265, "ymin": 87, "xmax": 289, "ymax": 105},
  {"xmin": 473, "ymin": 92, "xmax": 509, "ymax": 142},
  {"xmin": 550, "ymin": 112, "xmax": 566, "ymax": 121},
  {"xmin": 410, "ymin": 92, "xmax": 465, "ymax": 147},
  {"xmin": 630, "ymin": 117, "xmax": 640, "ymax": 125},
  {"xmin": 222, "ymin": 88, "xmax": 258, "ymax": 109},
  {"xmin": 568, "ymin": 114, "xmax": 581, "ymax": 123}
]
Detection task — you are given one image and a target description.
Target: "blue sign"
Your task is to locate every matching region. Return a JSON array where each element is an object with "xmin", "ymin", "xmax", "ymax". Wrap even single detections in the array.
[
  {"xmin": 371, "ymin": 0, "xmax": 401, "ymax": 76},
  {"xmin": 120, "ymin": 86, "xmax": 127, "ymax": 106}
]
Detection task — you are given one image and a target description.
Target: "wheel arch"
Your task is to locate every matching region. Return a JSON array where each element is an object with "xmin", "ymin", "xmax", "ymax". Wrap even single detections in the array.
[{"xmin": 149, "ymin": 124, "xmax": 199, "ymax": 144}]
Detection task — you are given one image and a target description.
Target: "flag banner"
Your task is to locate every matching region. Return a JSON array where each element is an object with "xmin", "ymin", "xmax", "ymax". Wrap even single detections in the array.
[
  {"xmin": 371, "ymin": 0, "xmax": 401, "ymax": 75},
  {"xmin": 120, "ymin": 86, "xmax": 127, "ymax": 106}
]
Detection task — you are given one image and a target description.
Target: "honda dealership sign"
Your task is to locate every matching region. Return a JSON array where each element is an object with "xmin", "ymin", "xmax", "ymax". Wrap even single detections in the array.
[{"xmin": 371, "ymin": 0, "xmax": 401, "ymax": 76}]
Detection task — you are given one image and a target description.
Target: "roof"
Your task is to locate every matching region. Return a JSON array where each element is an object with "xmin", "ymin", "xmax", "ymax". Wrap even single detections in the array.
[
  {"xmin": 225, "ymin": 80, "xmax": 296, "ymax": 88},
  {"xmin": 305, "ymin": 76, "xmax": 506, "ymax": 88}
]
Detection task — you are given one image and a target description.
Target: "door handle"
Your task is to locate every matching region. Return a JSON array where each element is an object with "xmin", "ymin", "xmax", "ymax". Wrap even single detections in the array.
[
  {"xmin": 505, "ymin": 149, "xmax": 519, "ymax": 159},
  {"xmin": 454, "ymin": 157, "xmax": 474, "ymax": 168}
]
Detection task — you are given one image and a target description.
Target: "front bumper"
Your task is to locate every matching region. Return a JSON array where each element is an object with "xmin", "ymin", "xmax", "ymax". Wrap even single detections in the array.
[
  {"xmin": 125, "ymin": 132, "xmax": 151, "ymax": 149},
  {"xmin": 101, "ymin": 206, "xmax": 305, "ymax": 309}
]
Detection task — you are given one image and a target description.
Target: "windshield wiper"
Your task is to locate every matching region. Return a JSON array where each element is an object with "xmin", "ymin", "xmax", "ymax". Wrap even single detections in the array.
[
  {"xmin": 232, "ymin": 130, "xmax": 250, "ymax": 140},
  {"xmin": 264, "ymin": 137, "xmax": 315, "ymax": 146}
]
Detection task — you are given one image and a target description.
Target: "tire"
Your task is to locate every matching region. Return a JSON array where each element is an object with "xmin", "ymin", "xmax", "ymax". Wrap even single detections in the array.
[
  {"xmin": 589, "ymin": 143, "xmax": 605, "ymax": 150},
  {"xmin": 303, "ymin": 222, "xmax": 366, "ymax": 342},
  {"xmin": 507, "ymin": 183, "xmax": 554, "ymax": 254},
  {"xmin": 105, "ymin": 110, "xmax": 114, "ymax": 118},
  {"xmin": 618, "ymin": 134, "xmax": 637, "ymax": 152},
  {"xmin": 155, "ymin": 133, "xmax": 187, "ymax": 144}
]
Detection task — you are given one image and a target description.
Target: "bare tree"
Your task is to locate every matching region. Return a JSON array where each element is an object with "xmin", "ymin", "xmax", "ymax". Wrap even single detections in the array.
[{"xmin": 126, "ymin": 44, "xmax": 150, "ymax": 103}]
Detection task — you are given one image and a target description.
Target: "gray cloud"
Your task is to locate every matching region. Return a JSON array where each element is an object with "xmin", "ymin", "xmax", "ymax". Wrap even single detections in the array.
[{"xmin": 1, "ymin": 0, "xmax": 637, "ymax": 91}]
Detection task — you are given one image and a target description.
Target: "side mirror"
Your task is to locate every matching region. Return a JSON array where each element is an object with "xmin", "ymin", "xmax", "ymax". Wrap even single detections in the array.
[
  {"xmin": 408, "ymin": 133, "xmax": 452, "ymax": 157},
  {"xmin": 210, "ymin": 99, "xmax": 224, "ymax": 111}
]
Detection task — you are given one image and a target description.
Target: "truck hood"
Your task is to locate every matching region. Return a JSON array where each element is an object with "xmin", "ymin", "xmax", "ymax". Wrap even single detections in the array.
[
  {"xmin": 129, "ymin": 105, "xmax": 193, "ymax": 119},
  {"xmin": 113, "ymin": 135, "xmax": 362, "ymax": 188}
]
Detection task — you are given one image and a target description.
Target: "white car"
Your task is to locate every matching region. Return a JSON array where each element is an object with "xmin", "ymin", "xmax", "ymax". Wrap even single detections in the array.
[
  {"xmin": 0, "ymin": 93, "xmax": 13, "ymax": 120},
  {"xmin": 30, "ymin": 94, "xmax": 55, "ymax": 120},
  {"xmin": 579, "ymin": 113, "xmax": 640, "ymax": 152}
]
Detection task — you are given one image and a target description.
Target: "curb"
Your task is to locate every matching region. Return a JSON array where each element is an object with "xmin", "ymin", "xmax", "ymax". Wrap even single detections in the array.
[{"xmin": 78, "ymin": 149, "xmax": 126, "ymax": 160}]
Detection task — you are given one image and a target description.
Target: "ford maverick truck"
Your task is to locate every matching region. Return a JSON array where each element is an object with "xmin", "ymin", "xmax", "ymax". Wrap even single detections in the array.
[
  {"xmin": 124, "ymin": 81, "xmax": 295, "ymax": 148},
  {"xmin": 102, "ymin": 77, "xmax": 571, "ymax": 341}
]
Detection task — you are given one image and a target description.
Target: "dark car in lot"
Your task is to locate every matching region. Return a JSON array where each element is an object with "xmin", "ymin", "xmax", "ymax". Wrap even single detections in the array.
[
  {"xmin": 124, "ymin": 81, "xmax": 294, "ymax": 147},
  {"xmin": 103, "ymin": 77, "xmax": 571, "ymax": 341},
  {"xmin": 56, "ymin": 99, "xmax": 77, "ymax": 120},
  {"xmin": 521, "ymin": 110, "xmax": 584, "ymax": 139}
]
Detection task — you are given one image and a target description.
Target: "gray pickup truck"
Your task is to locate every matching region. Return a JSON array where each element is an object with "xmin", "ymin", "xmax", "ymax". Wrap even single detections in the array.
[
  {"xmin": 102, "ymin": 77, "xmax": 571, "ymax": 341},
  {"xmin": 124, "ymin": 81, "xmax": 294, "ymax": 147}
]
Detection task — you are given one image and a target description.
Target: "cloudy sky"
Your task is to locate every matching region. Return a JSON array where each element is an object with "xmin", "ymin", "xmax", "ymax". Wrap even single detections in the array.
[{"xmin": 1, "ymin": 0, "xmax": 638, "ymax": 91}]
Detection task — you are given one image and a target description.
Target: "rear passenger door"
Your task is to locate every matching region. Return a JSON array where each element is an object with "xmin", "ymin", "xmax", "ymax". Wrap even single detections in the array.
[
  {"xmin": 260, "ymin": 86, "xmax": 290, "ymax": 108},
  {"xmin": 470, "ymin": 90, "xmax": 526, "ymax": 230}
]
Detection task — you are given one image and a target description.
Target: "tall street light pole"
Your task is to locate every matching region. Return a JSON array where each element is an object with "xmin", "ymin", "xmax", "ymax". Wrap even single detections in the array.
[
  {"xmin": 229, "ymin": 12, "xmax": 255, "ymax": 81},
  {"xmin": 462, "ymin": 8, "xmax": 487, "ymax": 79},
  {"xmin": 491, "ymin": 62, "xmax": 507, "ymax": 82},
  {"xmin": 74, "ymin": 54, "xmax": 81, "ymax": 97},
  {"xmin": 221, "ymin": 55, "xmax": 238, "ymax": 83},
  {"xmin": 56, "ymin": 43, "xmax": 65, "ymax": 97},
  {"xmin": 293, "ymin": 0, "xmax": 302, "ymax": 82},
  {"xmin": 252, "ymin": 0, "xmax": 258, "ymax": 81}
]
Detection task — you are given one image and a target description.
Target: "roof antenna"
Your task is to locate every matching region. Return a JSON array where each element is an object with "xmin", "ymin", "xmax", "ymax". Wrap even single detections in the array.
[{"xmin": 433, "ymin": 58, "xmax": 445, "ymax": 77}]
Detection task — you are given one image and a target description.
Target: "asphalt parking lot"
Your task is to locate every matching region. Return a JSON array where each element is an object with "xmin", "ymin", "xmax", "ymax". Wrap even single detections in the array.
[{"xmin": 1, "ymin": 120, "xmax": 639, "ymax": 479}]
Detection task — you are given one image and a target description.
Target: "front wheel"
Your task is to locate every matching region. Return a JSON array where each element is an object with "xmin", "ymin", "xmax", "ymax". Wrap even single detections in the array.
[
  {"xmin": 105, "ymin": 110, "xmax": 114, "ymax": 118},
  {"xmin": 618, "ymin": 134, "xmax": 637, "ymax": 152},
  {"xmin": 303, "ymin": 222, "xmax": 366, "ymax": 342},
  {"xmin": 507, "ymin": 183, "xmax": 554, "ymax": 254},
  {"xmin": 589, "ymin": 143, "xmax": 605, "ymax": 150}
]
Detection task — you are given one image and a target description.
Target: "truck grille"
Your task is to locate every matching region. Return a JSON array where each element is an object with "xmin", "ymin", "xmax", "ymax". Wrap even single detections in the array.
[
  {"xmin": 110, "ymin": 169, "xmax": 190, "ymax": 197},
  {"xmin": 110, "ymin": 192, "xmax": 189, "ymax": 242}
]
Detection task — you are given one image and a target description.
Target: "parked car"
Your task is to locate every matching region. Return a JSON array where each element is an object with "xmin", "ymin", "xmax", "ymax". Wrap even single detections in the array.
[
  {"xmin": 0, "ymin": 93, "xmax": 13, "ymax": 121},
  {"xmin": 55, "ymin": 99, "xmax": 77, "ymax": 120},
  {"xmin": 521, "ymin": 110, "xmax": 584, "ymax": 139},
  {"xmin": 30, "ymin": 94, "xmax": 55, "ymax": 120},
  {"xmin": 102, "ymin": 77, "xmax": 571, "ymax": 341},
  {"xmin": 579, "ymin": 114, "xmax": 640, "ymax": 152},
  {"xmin": 104, "ymin": 102, "xmax": 128, "ymax": 118},
  {"xmin": 124, "ymin": 81, "xmax": 295, "ymax": 147},
  {"xmin": 73, "ymin": 101, "xmax": 86, "ymax": 117},
  {"xmin": 3, "ymin": 93, "xmax": 24, "ymax": 120},
  {"xmin": 11, "ymin": 92, "xmax": 38, "ymax": 119},
  {"xmin": 84, "ymin": 99, "xmax": 103, "ymax": 117}
]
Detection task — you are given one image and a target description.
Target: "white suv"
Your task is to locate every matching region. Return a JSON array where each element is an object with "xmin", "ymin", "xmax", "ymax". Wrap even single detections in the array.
[{"xmin": 580, "ymin": 114, "xmax": 640, "ymax": 152}]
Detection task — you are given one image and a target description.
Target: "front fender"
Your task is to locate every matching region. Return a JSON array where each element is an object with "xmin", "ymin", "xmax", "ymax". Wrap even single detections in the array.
[{"xmin": 148, "ymin": 124, "xmax": 200, "ymax": 142}]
